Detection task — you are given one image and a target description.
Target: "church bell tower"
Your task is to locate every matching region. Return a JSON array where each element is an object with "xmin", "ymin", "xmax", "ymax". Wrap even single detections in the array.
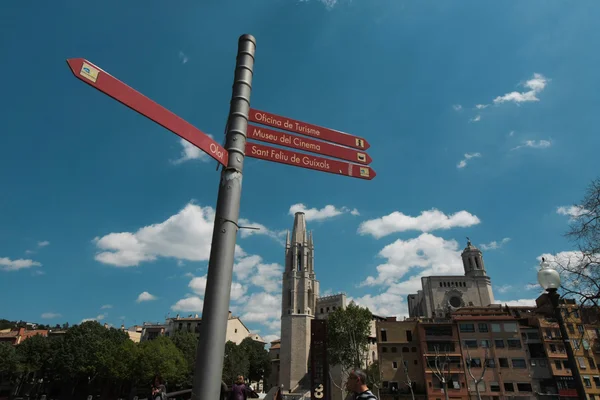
[{"xmin": 279, "ymin": 212, "xmax": 319, "ymax": 392}]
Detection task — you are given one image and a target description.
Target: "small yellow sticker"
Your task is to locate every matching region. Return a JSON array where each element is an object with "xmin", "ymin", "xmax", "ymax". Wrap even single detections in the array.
[
  {"xmin": 359, "ymin": 167, "xmax": 370, "ymax": 177},
  {"xmin": 355, "ymin": 138, "xmax": 365, "ymax": 148},
  {"xmin": 357, "ymin": 153, "xmax": 366, "ymax": 162},
  {"xmin": 80, "ymin": 62, "xmax": 99, "ymax": 83}
]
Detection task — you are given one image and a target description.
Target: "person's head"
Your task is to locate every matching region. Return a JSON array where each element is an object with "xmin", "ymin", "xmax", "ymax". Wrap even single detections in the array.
[
  {"xmin": 345, "ymin": 369, "xmax": 368, "ymax": 393},
  {"xmin": 235, "ymin": 375, "xmax": 244, "ymax": 385},
  {"xmin": 153, "ymin": 375, "xmax": 164, "ymax": 387}
]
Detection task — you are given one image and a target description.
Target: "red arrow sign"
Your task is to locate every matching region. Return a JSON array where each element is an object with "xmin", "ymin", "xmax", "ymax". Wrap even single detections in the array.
[
  {"xmin": 66, "ymin": 58, "xmax": 228, "ymax": 166},
  {"xmin": 247, "ymin": 124, "xmax": 372, "ymax": 165},
  {"xmin": 246, "ymin": 142, "xmax": 376, "ymax": 180},
  {"xmin": 249, "ymin": 108, "xmax": 370, "ymax": 150}
]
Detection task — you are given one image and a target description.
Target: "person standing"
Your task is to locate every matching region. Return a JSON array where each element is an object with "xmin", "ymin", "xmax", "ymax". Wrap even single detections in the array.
[
  {"xmin": 228, "ymin": 375, "xmax": 249, "ymax": 400},
  {"xmin": 345, "ymin": 369, "xmax": 378, "ymax": 400},
  {"xmin": 151, "ymin": 375, "xmax": 167, "ymax": 400}
]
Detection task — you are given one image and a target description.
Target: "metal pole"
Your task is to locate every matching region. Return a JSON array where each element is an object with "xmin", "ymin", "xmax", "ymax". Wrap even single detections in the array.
[
  {"xmin": 548, "ymin": 289, "xmax": 587, "ymax": 399},
  {"xmin": 191, "ymin": 34, "xmax": 256, "ymax": 400}
]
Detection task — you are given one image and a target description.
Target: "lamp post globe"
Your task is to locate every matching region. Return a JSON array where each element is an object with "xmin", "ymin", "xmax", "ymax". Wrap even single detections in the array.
[{"xmin": 537, "ymin": 257, "xmax": 561, "ymax": 291}]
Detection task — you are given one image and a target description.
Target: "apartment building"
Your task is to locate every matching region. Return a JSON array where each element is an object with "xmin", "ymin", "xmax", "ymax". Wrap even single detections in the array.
[
  {"xmin": 453, "ymin": 306, "xmax": 537, "ymax": 398},
  {"xmin": 418, "ymin": 321, "xmax": 469, "ymax": 399},
  {"xmin": 376, "ymin": 318, "xmax": 425, "ymax": 398}
]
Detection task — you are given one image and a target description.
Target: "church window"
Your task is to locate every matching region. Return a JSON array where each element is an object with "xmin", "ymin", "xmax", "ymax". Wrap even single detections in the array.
[
  {"xmin": 320, "ymin": 308, "xmax": 324, "ymax": 313},
  {"xmin": 298, "ymin": 309, "xmax": 301, "ymax": 314},
  {"xmin": 372, "ymin": 351, "xmax": 375, "ymax": 361},
  {"xmin": 475, "ymin": 258, "xmax": 481, "ymax": 269},
  {"xmin": 297, "ymin": 246, "xmax": 302, "ymax": 271},
  {"xmin": 469, "ymin": 258, "xmax": 474, "ymax": 269},
  {"xmin": 391, "ymin": 347, "xmax": 397, "ymax": 353},
  {"xmin": 439, "ymin": 282, "xmax": 443, "ymax": 287},
  {"xmin": 288, "ymin": 290, "xmax": 292, "ymax": 306},
  {"xmin": 402, "ymin": 347, "xmax": 409, "ymax": 353},
  {"xmin": 327, "ymin": 307, "xmax": 330, "ymax": 312}
]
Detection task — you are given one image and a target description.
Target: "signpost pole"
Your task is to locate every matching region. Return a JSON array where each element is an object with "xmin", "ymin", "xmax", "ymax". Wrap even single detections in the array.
[{"xmin": 191, "ymin": 34, "xmax": 256, "ymax": 400}]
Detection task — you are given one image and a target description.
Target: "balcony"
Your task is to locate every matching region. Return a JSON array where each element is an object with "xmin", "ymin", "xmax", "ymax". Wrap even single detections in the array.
[{"xmin": 558, "ymin": 388, "xmax": 578, "ymax": 397}]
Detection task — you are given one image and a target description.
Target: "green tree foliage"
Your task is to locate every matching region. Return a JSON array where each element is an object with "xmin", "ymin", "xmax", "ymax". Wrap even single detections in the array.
[
  {"xmin": 137, "ymin": 336, "xmax": 187, "ymax": 385},
  {"xmin": 327, "ymin": 302, "xmax": 373, "ymax": 370},
  {"xmin": 239, "ymin": 337, "xmax": 271, "ymax": 384},
  {"xmin": 0, "ymin": 342, "xmax": 18, "ymax": 372},
  {"xmin": 170, "ymin": 330, "xmax": 198, "ymax": 375},
  {"xmin": 15, "ymin": 334, "xmax": 52, "ymax": 374},
  {"xmin": 222, "ymin": 341, "xmax": 249, "ymax": 384}
]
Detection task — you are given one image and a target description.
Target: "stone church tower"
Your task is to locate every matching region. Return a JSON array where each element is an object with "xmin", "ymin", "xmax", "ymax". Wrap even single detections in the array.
[{"xmin": 279, "ymin": 212, "xmax": 319, "ymax": 393}]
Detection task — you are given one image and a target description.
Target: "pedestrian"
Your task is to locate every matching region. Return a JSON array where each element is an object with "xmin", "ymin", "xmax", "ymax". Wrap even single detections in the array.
[
  {"xmin": 151, "ymin": 375, "xmax": 167, "ymax": 400},
  {"xmin": 345, "ymin": 369, "xmax": 378, "ymax": 400},
  {"xmin": 228, "ymin": 375, "xmax": 249, "ymax": 400}
]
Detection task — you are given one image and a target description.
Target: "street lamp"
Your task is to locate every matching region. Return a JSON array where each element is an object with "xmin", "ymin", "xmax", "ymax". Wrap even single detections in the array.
[{"xmin": 537, "ymin": 257, "xmax": 587, "ymax": 399}]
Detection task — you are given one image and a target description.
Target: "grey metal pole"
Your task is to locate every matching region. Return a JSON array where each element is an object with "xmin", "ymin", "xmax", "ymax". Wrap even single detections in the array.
[{"xmin": 191, "ymin": 34, "xmax": 256, "ymax": 400}]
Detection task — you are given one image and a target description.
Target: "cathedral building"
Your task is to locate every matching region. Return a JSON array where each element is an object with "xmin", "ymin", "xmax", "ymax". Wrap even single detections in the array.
[{"xmin": 407, "ymin": 238, "xmax": 495, "ymax": 318}]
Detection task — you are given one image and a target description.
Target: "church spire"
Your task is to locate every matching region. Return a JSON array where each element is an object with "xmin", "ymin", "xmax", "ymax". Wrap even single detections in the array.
[
  {"xmin": 291, "ymin": 212, "xmax": 307, "ymax": 245},
  {"xmin": 461, "ymin": 237, "xmax": 487, "ymax": 277},
  {"xmin": 285, "ymin": 230, "xmax": 290, "ymax": 248}
]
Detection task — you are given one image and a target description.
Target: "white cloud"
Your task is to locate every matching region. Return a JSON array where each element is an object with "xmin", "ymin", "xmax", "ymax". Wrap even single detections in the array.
[
  {"xmin": 289, "ymin": 204, "xmax": 347, "ymax": 222},
  {"xmin": 0, "ymin": 257, "xmax": 42, "ymax": 272},
  {"xmin": 263, "ymin": 334, "xmax": 279, "ymax": 344},
  {"xmin": 480, "ymin": 238, "xmax": 511, "ymax": 251},
  {"xmin": 475, "ymin": 104, "xmax": 489, "ymax": 109},
  {"xmin": 41, "ymin": 312, "xmax": 61, "ymax": 319},
  {"xmin": 171, "ymin": 296, "xmax": 203, "ymax": 312},
  {"xmin": 525, "ymin": 283, "xmax": 541, "ymax": 291},
  {"xmin": 93, "ymin": 203, "xmax": 216, "ymax": 267},
  {"xmin": 453, "ymin": 104, "xmax": 462, "ymax": 111},
  {"xmin": 178, "ymin": 51, "xmax": 189, "ymax": 64},
  {"xmin": 100, "ymin": 304, "xmax": 113, "ymax": 309},
  {"xmin": 511, "ymin": 139, "xmax": 552, "ymax": 151},
  {"xmin": 350, "ymin": 209, "xmax": 360, "ymax": 216},
  {"xmin": 496, "ymin": 285, "xmax": 512, "ymax": 294},
  {"xmin": 238, "ymin": 218, "xmax": 286, "ymax": 243},
  {"xmin": 358, "ymin": 209, "xmax": 480, "ymax": 239},
  {"xmin": 469, "ymin": 115, "xmax": 481, "ymax": 123},
  {"xmin": 37, "ymin": 241, "xmax": 50, "ymax": 247},
  {"xmin": 508, "ymin": 130, "xmax": 515, "ymax": 137},
  {"xmin": 136, "ymin": 291, "xmax": 157, "ymax": 303},
  {"xmin": 172, "ymin": 138, "xmax": 211, "ymax": 164},
  {"xmin": 495, "ymin": 299, "xmax": 537, "ymax": 307},
  {"xmin": 557, "ymin": 205, "xmax": 590, "ymax": 220},
  {"xmin": 239, "ymin": 292, "xmax": 282, "ymax": 332},
  {"xmin": 234, "ymin": 255, "xmax": 283, "ymax": 293},
  {"xmin": 362, "ymin": 233, "xmax": 464, "ymax": 287},
  {"xmin": 493, "ymin": 73, "xmax": 549, "ymax": 105},
  {"xmin": 457, "ymin": 152, "xmax": 481, "ymax": 169},
  {"xmin": 188, "ymin": 275, "xmax": 248, "ymax": 301}
]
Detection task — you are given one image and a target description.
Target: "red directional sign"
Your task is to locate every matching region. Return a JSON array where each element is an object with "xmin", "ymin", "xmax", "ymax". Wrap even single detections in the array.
[
  {"xmin": 247, "ymin": 124, "xmax": 371, "ymax": 165},
  {"xmin": 66, "ymin": 58, "xmax": 228, "ymax": 166},
  {"xmin": 246, "ymin": 142, "xmax": 376, "ymax": 180},
  {"xmin": 249, "ymin": 108, "xmax": 370, "ymax": 151}
]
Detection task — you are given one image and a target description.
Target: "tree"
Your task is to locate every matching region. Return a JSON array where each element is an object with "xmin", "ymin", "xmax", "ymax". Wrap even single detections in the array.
[
  {"xmin": 559, "ymin": 177, "xmax": 600, "ymax": 308},
  {"xmin": 365, "ymin": 362, "xmax": 382, "ymax": 398},
  {"xmin": 16, "ymin": 334, "xmax": 52, "ymax": 374},
  {"xmin": 137, "ymin": 336, "xmax": 187, "ymax": 387},
  {"xmin": 465, "ymin": 349, "xmax": 488, "ymax": 400},
  {"xmin": 239, "ymin": 337, "xmax": 271, "ymax": 385},
  {"xmin": 326, "ymin": 302, "xmax": 373, "ymax": 397},
  {"xmin": 397, "ymin": 353, "xmax": 415, "ymax": 400},
  {"xmin": 0, "ymin": 342, "xmax": 18, "ymax": 372},
  {"xmin": 222, "ymin": 341, "xmax": 249, "ymax": 385},
  {"xmin": 170, "ymin": 330, "xmax": 198, "ymax": 384}
]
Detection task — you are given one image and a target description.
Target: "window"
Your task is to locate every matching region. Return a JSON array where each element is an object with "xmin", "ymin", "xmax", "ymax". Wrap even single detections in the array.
[
  {"xmin": 512, "ymin": 358, "xmax": 527, "ymax": 368},
  {"xmin": 499, "ymin": 358, "xmax": 509, "ymax": 368},
  {"xmin": 490, "ymin": 382, "xmax": 500, "ymax": 392},
  {"xmin": 579, "ymin": 357, "xmax": 587, "ymax": 369},
  {"xmin": 459, "ymin": 323, "xmax": 475, "ymax": 333},
  {"xmin": 572, "ymin": 339, "xmax": 581, "ymax": 350},
  {"xmin": 468, "ymin": 358, "xmax": 482, "ymax": 368},
  {"xmin": 406, "ymin": 330, "xmax": 413, "ymax": 341},
  {"xmin": 584, "ymin": 376, "xmax": 592, "ymax": 388},
  {"xmin": 381, "ymin": 329, "xmax": 387, "ymax": 342},
  {"xmin": 391, "ymin": 347, "xmax": 397, "ymax": 353},
  {"xmin": 288, "ymin": 289, "xmax": 292, "ymax": 306},
  {"xmin": 578, "ymin": 324, "xmax": 585, "ymax": 334},
  {"xmin": 234, "ymin": 329, "xmax": 238, "ymax": 333},
  {"xmin": 494, "ymin": 339, "xmax": 505, "ymax": 348},
  {"xmin": 392, "ymin": 361, "xmax": 398, "ymax": 369},
  {"xmin": 504, "ymin": 382, "xmax": 514, "ymax": 392},
  {"xmin": 485, "ymin": 358, "xmax": 496, "ymax": 368},
  {"xmin": 320, "ymin": 308, "xmax": 323, "ymax": 313},
  {"xmin": 554, "ymin": 360, "xmax": 562, "ymax": 370},
  {"xmin": 480, "ymin": 339, "xmax": 490, "ymax": 348},
  {"xmin": 516, "ymin": 383, "xmax": 532, "ymax": 392},
  {"xmin": 503, "ymin": 322, "xmax": 518, "ymax": 332},
  {"xmin": 507, "ymin": 339, "xmax": 521, "ymax": 349},
  {"xmin": 381, "ymin": 347, "xmax": 387, "ymax": 353},
  {"xmin": 463, "ymin": 340, "xmax": 477, "ymax": 349},
  {"xmin": 478, "ymin": 323, "xmax": 488, "ymax": 332},
  {"xmin": 593, "ymin": 376, "xmax": 600, "ymax": 386},
  {"xmin": 491, "ymin": 323, "xmax": 501, "ymax": 332},
  {"xmin": 567, "ymin": 323, "xmax": 575, "ymax": 334},
  {"xmin": 589, "ymin": 357, "xmax": 596, "ymax": 369},
  {"xmin": 402, "ymin": 346, "xmax": 409, "ymax": 353}
]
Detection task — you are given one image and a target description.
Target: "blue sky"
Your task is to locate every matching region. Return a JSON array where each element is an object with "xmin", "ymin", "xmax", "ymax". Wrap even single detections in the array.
[{"xmin": 1, "ymin": 0, "xmax": 599, "ymax": 342}]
